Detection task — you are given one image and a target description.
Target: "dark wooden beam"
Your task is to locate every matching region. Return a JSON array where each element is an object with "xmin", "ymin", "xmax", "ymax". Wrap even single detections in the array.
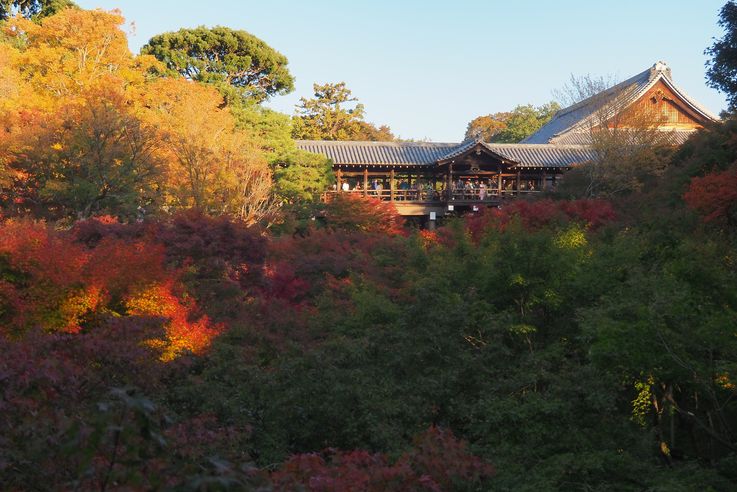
[
  {"xmin": 363, "ymin": 167, "xmax": 368, "ymax": 197},
  {"xmin": 390, "ymin": 168, "xmax": 395, "ymax": 201},
  {"xmin": 497, "ymin": 165, "xmax": 503, "ymax": 195}
]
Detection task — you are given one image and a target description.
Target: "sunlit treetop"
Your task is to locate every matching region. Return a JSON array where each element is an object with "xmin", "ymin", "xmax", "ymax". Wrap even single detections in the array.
[
  {"xmin": 2, "ymin": 8, "xmax": 161, "ymax": 107},
  {"xmin": 141, "ymin": 26, "xmax": 295, "ymax": 103},
  {"xmin": 292, "ymin": 82, "xmax": 394, "ymax": 141}
]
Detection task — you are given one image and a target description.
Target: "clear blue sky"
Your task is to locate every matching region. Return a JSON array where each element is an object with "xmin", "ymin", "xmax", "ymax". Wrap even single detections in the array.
[{"xmin": 77, "ymin": 0, "xmax": 728, "ymax": 142}]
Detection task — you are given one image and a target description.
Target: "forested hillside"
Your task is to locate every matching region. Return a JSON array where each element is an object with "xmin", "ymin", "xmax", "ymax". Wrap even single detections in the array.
[{"xmin": 1, "ymin": 2, "xmax": 737, "ymax": 491}]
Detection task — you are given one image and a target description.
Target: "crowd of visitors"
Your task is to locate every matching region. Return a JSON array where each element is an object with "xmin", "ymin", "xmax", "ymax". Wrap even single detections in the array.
[{"xmin": 332, "ymin": 177, "xmax": 542, "ymax": 201}]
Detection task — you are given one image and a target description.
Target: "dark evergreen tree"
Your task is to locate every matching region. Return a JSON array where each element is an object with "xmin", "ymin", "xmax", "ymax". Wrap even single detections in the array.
[
  {"xmin": 142, "ymin": 26, "xmax": 295, "ymax": 103},
  {"xmin": 0, "ymin": 0, "xmax": 76, "ymax": 21},
  {"xmin": 706, "ymin": 1, "xmax": 737, "ymax": 110}
]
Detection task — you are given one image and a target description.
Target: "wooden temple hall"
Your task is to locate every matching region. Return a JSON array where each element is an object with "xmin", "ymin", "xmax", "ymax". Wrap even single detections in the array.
[{"xmin": 295, "ymin": 62, "xmax": 717, "ymax": 219}]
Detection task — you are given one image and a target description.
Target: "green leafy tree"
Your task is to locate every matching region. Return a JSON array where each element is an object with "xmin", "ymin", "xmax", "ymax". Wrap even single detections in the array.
[
  {"xmin": 492, "ymin": 102, "xmax": 560, "ymax": 143},
  {"xmin": 580, "ymin": 232, "xmax": 737, "ymax": 470},
  {"xmin": 706, "ymin": 1, "xmax": 737, "ymax": 110},
  {"xmin": 0, "ymin": 0, "xmax": 75, "ymax": 21},
  {"xmin": 234, "ymin": 101, "xmax": 332, "ymax": 202},
  {"xmin": 141, "ymin": 26, "xmax": 295, "ymax": 103},
  {"xmin": 292, "ymin": 82, "xmax": 394, "ymax": 141},
  {"xmin": 273, "ymin": 149, "xmax": 333, "ymax": 202}
]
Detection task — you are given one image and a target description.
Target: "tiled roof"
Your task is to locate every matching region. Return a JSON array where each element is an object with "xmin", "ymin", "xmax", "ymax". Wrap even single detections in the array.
[
  {"xmin": 295, "ymin": 140, "xmax": 457, "ymax": 165},
  {"xmin": 522, "ymin": 62, "xmax": 719, "ymax": 144},
  {"xmin": 545, "ymin": 129, "xmax": 698, "ymax": 146},
  {"xmin": 296, "ymin": 139, "xmax": 595, "ymax": 169},
  {"xmin": 486, "ymin": 143, "xmax": 597, "ymax": 168},
  {"xmin": 433, "ymin": 139, "xmax": 481, "ymax": 162}
]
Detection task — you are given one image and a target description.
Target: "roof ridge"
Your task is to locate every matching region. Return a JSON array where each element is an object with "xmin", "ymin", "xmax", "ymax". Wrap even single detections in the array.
[
  {"xmin": 295, "ymin": 139, "xmax": 458, "ymax": 147},
  {"xmin": 487, "ymin": 143, "xmax": 592, "ymax": 149},
  {"xmin": 553, "ymin": 66, "xmax": 651, "ymax": 119},
  {"xmin": 298, "ymin": 140, "xmax": 599, "ymax": 149},
  {"xmin": 567, "ymin": 75, "xmax": 659, "ymax": 132}
]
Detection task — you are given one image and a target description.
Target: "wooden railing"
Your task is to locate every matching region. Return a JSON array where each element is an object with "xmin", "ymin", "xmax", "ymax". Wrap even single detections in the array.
[{"xmin": 324, "ymin": 188, "xmax": 541, "ymax": 202}]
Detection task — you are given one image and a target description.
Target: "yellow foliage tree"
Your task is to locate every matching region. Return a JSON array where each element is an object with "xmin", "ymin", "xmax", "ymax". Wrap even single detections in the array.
[
  {"xmin": 2, "ymin": 8, "xmax": 158, "ymax": 106},
  {"xmin": 0, "ymin": 8, "xmax": 273, "ymax": 222},
  {"xmin": 141, "ymin": 78, "xmax": 274, "ymax": 223}
]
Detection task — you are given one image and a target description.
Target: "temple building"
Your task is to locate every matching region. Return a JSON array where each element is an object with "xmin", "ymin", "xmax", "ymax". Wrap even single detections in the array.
[{"xmin": 295, "ymin": 62, "xmax": 718, "ymax": 219}]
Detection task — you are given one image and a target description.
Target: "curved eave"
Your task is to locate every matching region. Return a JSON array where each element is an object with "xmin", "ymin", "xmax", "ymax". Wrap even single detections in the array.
[
  {"xmin": 333, "ymin": 163, "xmax": 435, "ymax": 168},
  {"xmin": 659, "ymin": 76, "xmax": 720, "ymax": 122},
  {"xmin": 436, "ymin": 141, "xmax": 520, "ymax": 166}
]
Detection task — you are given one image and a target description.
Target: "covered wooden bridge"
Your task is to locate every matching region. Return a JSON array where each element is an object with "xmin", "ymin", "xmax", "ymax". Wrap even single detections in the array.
[{"xmin": 296, "ymin": 138, "xmax": 596, "ymax": 217}]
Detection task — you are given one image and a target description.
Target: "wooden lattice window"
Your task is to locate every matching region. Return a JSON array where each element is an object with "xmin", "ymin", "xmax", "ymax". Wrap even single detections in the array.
[{"xmin": 659, "ymin": 101, "xmax": 679, "ymax": 123}]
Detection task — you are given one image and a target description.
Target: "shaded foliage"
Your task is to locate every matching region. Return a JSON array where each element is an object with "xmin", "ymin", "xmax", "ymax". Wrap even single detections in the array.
[
  {"xmin": 684, "ymin": 167, "xmax": 737, "ymax": 225},
  {"xmin": 272, "ymin": 427, "xmax": 494, "ymax": 491}
]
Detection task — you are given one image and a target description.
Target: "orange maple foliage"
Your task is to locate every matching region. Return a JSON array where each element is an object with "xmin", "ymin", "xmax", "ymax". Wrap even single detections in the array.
[
  {"xmin": 0, "ymin": 219, "xmax": 220, "ymax": 357},
  {"xmin": 125, "ymin": 281, "xmax": 222, "ymax": 361},
  {"xmin": 6, "ymin": 83, "xmax": 163, "ymax": 218}
]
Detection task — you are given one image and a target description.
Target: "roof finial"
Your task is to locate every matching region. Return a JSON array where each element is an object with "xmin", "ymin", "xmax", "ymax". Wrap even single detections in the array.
[{"xmin": 652, "ymin": 61, "xmax": 672, "ymax": 80}]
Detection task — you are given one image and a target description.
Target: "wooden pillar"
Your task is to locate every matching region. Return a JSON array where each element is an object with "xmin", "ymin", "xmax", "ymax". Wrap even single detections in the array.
[
  {"xmin": 497, "ymin": 166, "xmax": 503, "ymax": 195},
  {"xmin": 390, "ymin": 168, "xmax": 395, "ymax": 201},
  {"xmin": 337, "ymin": 168, "xmax": 343, "ymax": 193},
  {"xmin": 444, "ymin": 171, "xmax": 449, "ymax": 200},
  {"xmin": 363, "ymin": 167, "xmax": 368, "ymax": 197},
  {"xmin": 541, "ymin": 170, "xmax": 548, "ymax": 191},
  {"xmin": 516, "ymin": 170, "xmax": 521, "ymax": 196},
  {"xmin": 448, "ymin": 163, "xmax": 453, "ymax": 200}
]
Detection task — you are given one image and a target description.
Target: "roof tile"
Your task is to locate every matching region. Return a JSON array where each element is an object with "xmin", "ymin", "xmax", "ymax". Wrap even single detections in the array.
[{"xmin": 296, "ymin": 140, "xmax": 595, "ymax": 168}]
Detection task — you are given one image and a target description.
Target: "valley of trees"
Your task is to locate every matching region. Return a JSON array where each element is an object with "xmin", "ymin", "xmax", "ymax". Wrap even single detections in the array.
[{"xmin": 1, "ymin": 2, "xmax": 737, "ymax": 491}]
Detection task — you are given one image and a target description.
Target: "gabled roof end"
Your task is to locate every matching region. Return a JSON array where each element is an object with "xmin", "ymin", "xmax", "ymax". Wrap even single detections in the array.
[{"xmin": 650, "ymin": 61, "xmax": 672, "ymax": 81}]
